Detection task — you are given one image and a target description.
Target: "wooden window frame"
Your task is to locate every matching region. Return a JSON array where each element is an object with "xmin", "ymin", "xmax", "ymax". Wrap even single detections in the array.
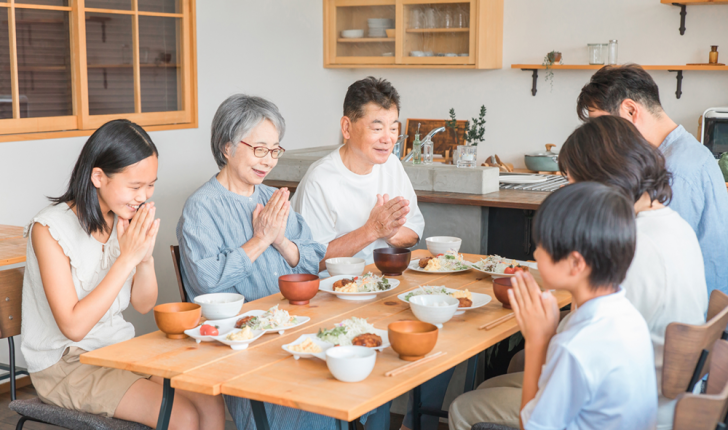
[{"xmin": 0, "ymin": 0, "xmax": 198, "ymax": 143}]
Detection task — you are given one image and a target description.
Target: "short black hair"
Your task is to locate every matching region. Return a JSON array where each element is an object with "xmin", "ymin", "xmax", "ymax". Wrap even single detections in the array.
[
  {"xmin": 533, "ymin": 182, "xmax": 636, "ymax": 291},
  {"xmin": 559, "ymin": 115, "xmax": 672, "ymax": 205},
  {"xmin": 576, "ymin": 64, "xmax": 662, "ymax": 121},
  {"xmin": 50, "ymin": 119, "xmax": 158, "ymax": 235},
  {"xmin": 343, "ymin": 76, "xmax": 400, "ymax": 122}
]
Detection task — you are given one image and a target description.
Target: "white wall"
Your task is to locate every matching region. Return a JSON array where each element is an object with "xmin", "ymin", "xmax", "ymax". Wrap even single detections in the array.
[{"xmin": 1, "ymin": 0, "xmax": 727, "ymax": 366}]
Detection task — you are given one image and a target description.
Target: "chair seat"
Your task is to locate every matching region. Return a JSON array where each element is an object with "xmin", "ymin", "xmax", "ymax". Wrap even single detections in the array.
[
  {"xmin": 471, "ymin": 423, "xmax": 518, "ymax": 430},
  {"xmin": 9, "ymin": 398, "xmax": 151, "ymax": 430}
]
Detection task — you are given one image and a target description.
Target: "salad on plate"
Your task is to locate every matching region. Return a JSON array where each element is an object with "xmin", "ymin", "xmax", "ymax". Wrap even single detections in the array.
[
  {"xmin": 416, "ymin": 250, "xmax": 471, "ymax": 272},
  {"xmin": 316, "ymin": 317, "xmax": 385, "ymax": 348},
  {"xmin": 333, "ymin": 272, "xmax": 391, "ymax": 293},
  {"xmin": 403, "ymin": 286, "xmax": 475, "ymax": 308},
  {"xmin": 236, "ymin": 305, "xmax": 299, "ymax": 331},
  {"xmin": 471, "ymin": 255, "xmax": 529, "ymax": 275}
]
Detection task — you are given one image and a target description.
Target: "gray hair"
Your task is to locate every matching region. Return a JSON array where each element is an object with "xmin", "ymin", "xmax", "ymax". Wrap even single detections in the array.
[{"xmin": 210, "ymin": 94, "xmax": 286, "ymax": 169}]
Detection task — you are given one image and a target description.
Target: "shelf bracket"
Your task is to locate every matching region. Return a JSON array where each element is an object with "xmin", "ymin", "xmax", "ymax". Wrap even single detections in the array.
[
  {"xmin": 521, "ymin": 69, "xmax": 539, "ymax": 96},
  {"xmin": 668, "ymin": 70, "xmax": 683, "ymax": 99},
  {"xmin": 672, "ymin": 3, "xmax": 687, "ymax": 35}
]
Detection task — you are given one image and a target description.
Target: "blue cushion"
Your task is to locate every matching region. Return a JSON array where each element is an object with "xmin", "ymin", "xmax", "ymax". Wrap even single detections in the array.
[{"xmin": 9, "ymin": 398, "xmax": 150, "ymax": 430}]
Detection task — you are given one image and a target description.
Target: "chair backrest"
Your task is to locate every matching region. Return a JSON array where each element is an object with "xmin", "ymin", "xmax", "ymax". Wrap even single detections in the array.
[
  {"xmin": 662, "ymin": 301, "xmax": 728, "ymax": 399},
  {"xmin": 708, "ymin": 289, "xmax": 728, "ymax": 321},
  {"xmin": 0, "ymin": 268, "xmax": 24, "ymax": 340},
  {"xmin": 673, "ymin": 339, "xmax": 728, "ymax": 430},
  {"xmin": 170, "ymin": 245, "xmax": 189, "ymax": 303}
]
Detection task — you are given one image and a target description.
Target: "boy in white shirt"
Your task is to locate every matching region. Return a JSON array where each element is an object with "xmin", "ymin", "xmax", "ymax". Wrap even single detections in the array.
[{"xmin": 510, "ymin": 182, "xmax": 657, "ymax": 430}]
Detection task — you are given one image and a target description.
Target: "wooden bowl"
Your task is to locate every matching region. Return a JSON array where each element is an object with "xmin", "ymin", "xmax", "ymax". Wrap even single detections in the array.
[
  {"xmin": 153, "ymin": 302, "xmax": 201, "ymax": 339},
  {"xmin": 278, "ymin": 274, "xmax": 320, "ymax": 305},
  {"xmin": 373, "ymin": 248, "xmax": 411, "ymax": 276},
  {"xmin": 388, "ymin": 320, "xmax": 438, "ymax": 361},
  {"xmin": 492, "ymin": 277, "xmax": 513, "ymax": 309}
]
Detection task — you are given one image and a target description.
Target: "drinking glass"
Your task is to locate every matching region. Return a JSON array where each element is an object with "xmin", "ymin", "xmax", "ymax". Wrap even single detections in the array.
[
  {"xmin": 425, "ymin": 7, "xmax": 437, "ymax": 28},
  {"xmin": 411, "ymin": 7, "xmax": 423, "ymax": 29},
  {"xmin": 443, "ymin": 9, "xmax": 453, "ymax": 28},
  {"xmin": 457, "ymin": 145, "xmax": 477, "ymax": 168},
  {"xmin": 587, "ymin": 43, "xmax": 606, "ymax": 65},
  {"xmin": 456, "ymin": 6, "xmax": 465, "ymax": 28}
]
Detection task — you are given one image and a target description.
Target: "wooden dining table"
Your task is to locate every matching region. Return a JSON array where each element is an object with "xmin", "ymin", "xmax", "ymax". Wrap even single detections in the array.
[
  {"xmin": 0, "ymin": 224, "xmax": 26, "ymax": 267},
  {"xmin": 81, "ymin": 250, "xmax": 572, "ymax": 430}
]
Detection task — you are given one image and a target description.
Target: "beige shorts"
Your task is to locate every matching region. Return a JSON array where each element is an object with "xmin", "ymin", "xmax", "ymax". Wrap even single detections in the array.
[{"xmin": 30, "ymin": 346, "xmax": 150, "ymax": 417}]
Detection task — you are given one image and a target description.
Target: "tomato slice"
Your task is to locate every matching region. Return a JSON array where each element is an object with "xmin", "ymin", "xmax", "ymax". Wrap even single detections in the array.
[{"xmin": 199, "ymin": 324, "xmax": 219, "ymax": 336}]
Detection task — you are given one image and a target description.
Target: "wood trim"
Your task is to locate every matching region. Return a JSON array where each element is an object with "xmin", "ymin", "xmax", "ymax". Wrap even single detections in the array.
[
  {"xmin": 7, "ymin": 4, "xmax": 19, "ymax": 119},
  {"xmin": 476, "ymin": 0, "xmax": 503, "ymax": 69},
  {"xmin": 75, "ymin": 0, "xmax": 91, "ymax": 129},
  {"xmin": 137, "ymin": 11, "xmax": 183, "ymax": 18},
  {"xmin": 331, "ymin": 56, "xmax": 397, "ymax": 65},
  {"xmin": 0, "ymin": 122, "xmax": 198, "ymax": 143},
  {"xmin": 83, "ymin": 7, "xmax": 135, "ymax": 15},
  {"xmin": 12, "ymin": 4, "xmax": 72, "ymax": 11},
  {"xmin": 0, "ymin": 376, "xmax": 31, "ymax": 395},
  {"xmin": 325, "ymin": 63, "xmax": 477, "ymax": 69},
  {"xmin": 511, "ymin": 64, "xmax": 728, "ymax": 71},
  {"xmin": 131, "ymin": 0, "xmax": 141, "ymax": 113},
  {"xmin": 0, "ymin": 116, "xmax": 78, "ymax": 135},
  {"xmin": 84, "ymin": 110, "xmax": 188, "ymax": 128},
  {"xmin": 188, "ymin": 0, "xmax": 197, "ymax": 126}
]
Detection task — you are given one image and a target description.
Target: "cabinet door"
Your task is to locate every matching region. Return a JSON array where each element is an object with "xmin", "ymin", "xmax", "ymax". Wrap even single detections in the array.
[
  {"xmin": 326, "ymin": 0, "xmax": 396, "ymax": 66},
  {"xmin": 396, "ymin": 0, "xmax": 476, "ymax": 65}
]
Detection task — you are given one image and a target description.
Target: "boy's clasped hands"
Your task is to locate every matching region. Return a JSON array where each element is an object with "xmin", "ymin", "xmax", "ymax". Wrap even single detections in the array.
[{"xmin": 508, "ymin": 271, "xmax": 560, "ymax": 348}]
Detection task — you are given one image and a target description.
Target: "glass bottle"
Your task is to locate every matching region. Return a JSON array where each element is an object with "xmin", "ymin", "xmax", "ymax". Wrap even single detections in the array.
[
  {"xmin": 412, "ymin": 132, "xmax": 422, "ymax": 165},
  {"xmin": 422, "ymin": 138, "xmax": 433, "ymax": 164},
  {"xmin": 608, "ymin": 40, "xmax": 618, "ymax": 65},
  {"xmin": 710, "ymin": 45, "xmax": 719, "ymax": 64}
]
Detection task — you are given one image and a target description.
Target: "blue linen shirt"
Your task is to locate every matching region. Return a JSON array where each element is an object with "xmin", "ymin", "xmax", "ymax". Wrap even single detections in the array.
[
  {"xmin": 659, "ymin": 125, "xmax": 728, "ymax": 296},
  {"xmin": 176, "ymin": 174, "xmax": 325, "ymax": 302}
]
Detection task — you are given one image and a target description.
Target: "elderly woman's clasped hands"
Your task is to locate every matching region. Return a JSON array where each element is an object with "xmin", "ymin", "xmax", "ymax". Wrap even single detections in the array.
[{"xmin": 252, "ymin": 187, "xmax": 291, "ymax": 247}]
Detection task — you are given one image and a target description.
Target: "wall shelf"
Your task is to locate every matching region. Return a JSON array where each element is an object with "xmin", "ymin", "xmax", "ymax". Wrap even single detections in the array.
[
  {"xmin": 661, "ymin": 0, "xmax": 728, "ymax": 35},
  {"xmin": 405, "ymin": 28, "xmax": 470, "ymax": 33},
  {"xmin": 511, "ymin": 64, "xmax": 728, "ymax": 98},
  {"xmin": 336, "ymin": 38, "xmax": 394, "ymax": 43}
]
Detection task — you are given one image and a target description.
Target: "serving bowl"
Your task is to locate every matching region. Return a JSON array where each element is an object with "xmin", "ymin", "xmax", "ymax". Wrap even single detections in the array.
[
  {"xmin": 325, "ymin": 257, "xmax": 366, "ymax": 277},
  {"xmin": 193, "ymin": 293, "xmax": 245, "ymax": 320},
  {"xmin": 326, "ymin": 346, "xmax": 377, "ymax": 382},
  {"xmin": 409, "ymin": 295, "xmax": 459, "ymax": 328},
  {"xmin": 388, "ymin": 320, "xmax": 438, "ymax": 361},
  {"xmin": 341, "ymin": 29, "xmax": 364, "ymax": 38},
  {"xmin": 153, "ymin": 302, "xmax": 201, "ymax": 339},
  {"xmin": 278, "ymin": 274, "xmax": 320, "ymax": 305},
  {"xmin": 425, "ymin": 236, "xmax": 462, "ymax": 256},
  {"xmin": 492, "ymin": 277, "xmax": 514, "ymax": 309},
  {"xmin": 373, "ymin": 248, "xmax": 411, "ymax": 276}
]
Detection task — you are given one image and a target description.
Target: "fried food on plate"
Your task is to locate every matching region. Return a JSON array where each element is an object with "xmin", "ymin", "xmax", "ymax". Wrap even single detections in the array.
[
  {"xmin": 419, "ymin": 257, "xmax": 433, "ymax": 268},
  {"xmin": 352, "ymin": 333, "xmax": 383, "ymax": 348},
  {"xmin": 333, "ymin": 278, "xmax": 355, "ymax": 291},
  {"xmin": 456, "ymin": 297, "xmax": 473, "ymax": 308},
  {"xmin": 235, "ymin": 315, "xmax": 255, "ymax": 328}
]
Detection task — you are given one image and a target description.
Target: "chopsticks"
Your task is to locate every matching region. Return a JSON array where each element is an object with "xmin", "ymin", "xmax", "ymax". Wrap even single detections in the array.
[
  {"xmin": 478, "ymin": 313, "xmax": 515, "ymax": 330},
  {"xmin": 385, "ymin": 352, "xmax": 447, "ymax": 377}
]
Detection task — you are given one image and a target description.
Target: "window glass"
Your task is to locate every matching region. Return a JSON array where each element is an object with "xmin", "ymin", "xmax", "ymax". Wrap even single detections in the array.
[
  {"xmin": 85, "ymin": 0, "xmax": 132, "ymax": 11},
  {"xmin": 139, "ymin": 16, "xmax": 181, "ymax": 112},
  {"xmin": 138, "ymin": 0, "xmax": 180, "ymax": 14},
  {"xmin": 15, "ymin": 0, "xmax": 69, "ymax": 6},
  {"xmin": 0, "ymin": 7, "xmax": 12, "ymax": 119}
]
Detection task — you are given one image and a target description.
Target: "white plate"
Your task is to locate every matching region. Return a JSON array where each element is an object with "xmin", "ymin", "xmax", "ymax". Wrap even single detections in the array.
[
  {"xmin": 498, "ymin": 175, "xmax": 548, "ymax": 184},
  {"xmin": 184, "ymin": 316, "xmax": 241, "ymax": 343},
  {"xmin": 213, "ymin": 328, "xmax": 265, "ymax": 350},
  {"xmin": 319, "ymin": 275, "xmax": 400, "ymax": 301},
  {"xmin": 225, "ymin": 310, "xmax": 310, "ymax": 335},
  {"xmin": 407, "ymin": 259, "xmax": 472, "ymax": 274},
  {"xmin": 398, "ymin": 287, "xmax": 492, "ymax": 315},
  {"xmin": 281, "ymin": 334, "xmax": 334, "ymax": 360},
  {"xmin": 470, "ymin": 259, "xmax": 537, "ymax": 278}
]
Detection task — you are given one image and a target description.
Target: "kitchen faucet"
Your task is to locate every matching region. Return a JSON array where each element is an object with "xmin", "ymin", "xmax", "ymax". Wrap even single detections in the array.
[{"xmin": 402, "ymin": 126, "xmax": 446, "ymax": 162}]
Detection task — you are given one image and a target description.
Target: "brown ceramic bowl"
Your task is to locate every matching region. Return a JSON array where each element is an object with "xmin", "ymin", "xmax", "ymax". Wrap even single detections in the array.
[
  {"xmin": 278, "ymin": 274, "xmax": 320, "ymax": 305},
  {"xmin": 388, "ymin": 320, "xmax": 438, "ymax": 361},
  {"xmin": 373, "ymin": 248, "xmax": 411, "ymax": 276},
  {"xmin": 492, "ymin": 277, "xmax": 513, "ymax": 309},
  {"xmin": 153, "ymin": 302, "xmax": 201, "ymax": 339}
]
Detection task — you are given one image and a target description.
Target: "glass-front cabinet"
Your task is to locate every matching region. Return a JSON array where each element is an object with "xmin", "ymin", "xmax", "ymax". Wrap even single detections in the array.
[{"xmin": 324, "ymin": 0, "xmax": 502, "ymax": 69}]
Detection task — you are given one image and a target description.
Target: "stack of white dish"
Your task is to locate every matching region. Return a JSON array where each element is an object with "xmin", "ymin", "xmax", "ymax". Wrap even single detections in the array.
[{"xmin": 368, "ymin": 18, "xmax": 394, "ymax": 38}]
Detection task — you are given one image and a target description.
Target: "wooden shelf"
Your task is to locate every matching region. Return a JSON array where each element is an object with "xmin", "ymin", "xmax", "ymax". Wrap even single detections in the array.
[
  {"xmin": 661, "ymin": 0, "xmax": 728, "ymax": 35},
  {"xmin": 406, "ymin": 27, "xmax": 470, "ymax": 33},
  {"xmin": 511, "ymin": 64, "xmax": 728, "ymax": 98},
  {"xmin": 337, "ymin": 38, "xmax": 394, "ymax": 43}
]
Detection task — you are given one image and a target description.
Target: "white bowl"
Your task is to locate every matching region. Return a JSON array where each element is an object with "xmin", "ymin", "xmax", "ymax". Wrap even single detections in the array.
[
  {"xmin": 193, "ymin": 293, "xmax": 245, "ymax": 320},
  {"xmin": 341, "ymin": 29, "xmax": 365, "ymax": 38},
  {"xmin": 325, "ymin": 257, "xmax": 366, "ymax": 276},
  {"xmin": 409, "ymin": 295, "xmax": 459, "ymax": 328},
  {"xmin": 368, "ymin": 18, "xmax": 394, "ymax": 26},
  {"xmin": 326, "ymin": 346, "xmax": 377, "ymax": 382},
  {"xmin": 410, "ymin": 51, "xmax": 424, "ymax": 57},
  {"xmin": 426, "ymin": 236, "xmax": 462, "ymax": 256}
]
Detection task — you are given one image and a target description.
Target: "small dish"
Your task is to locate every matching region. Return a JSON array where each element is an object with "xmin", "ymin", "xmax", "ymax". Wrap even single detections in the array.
[
  {"xmin": 213, "ymin": 328, "xmax": 265, "ymax": 350},
  {"xmin": 282, "ymin": 334, "xmax": 332, "ymax": 360},
  {"xmin": 153, "ymin": 302, "xmax": 201, "ymax": 339},
  {"xmin": 373, "ymin": 248, "xmax": 411, "ymax": 276},
  {"xmin": 388, "ymin": 321, "xmax": 438, "ymax": 361},
  {"xmin": 231, "ymin": 309, "xmax": 311, "ymax": 335},
  {"xmin": 193, "ymin": 293, "xmax": 244, "ymax": 320},
  {"xmin": 319, "ymin": 275, "xmax": 400, "ymax": 301},
  {"xmin": 326, "ymin": 257, "xmax": 366, "ymax": 277},
  {"xmin": 278, "ymin": 274, "xmax": 320, "ymax": 305},
  {"xmin": 425, "ymin": 236, "xmax": 462, "ymax": 256},
  {"xmin": 407, "ymin": 259, "xmax": 471, "ymax": 274},
  {"xmin": 184, "ymin": 316, "xmax": 238, "ymax": 343},
  {"xmin": 326, "ymin": 346, "xmax": 377, "ymax": 382},
  {"xmin": 409, "ymin": 295, "xmax": 459, "ymax": 328},
  {"xmin": 341, "ymin": 29, "xmax": 364, "ymax": 38}
]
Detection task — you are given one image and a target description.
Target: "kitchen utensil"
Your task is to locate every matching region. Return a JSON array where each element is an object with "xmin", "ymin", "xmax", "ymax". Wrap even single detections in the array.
[
  {"xmin": 385, "ymin": 351, "xmax": 446, "ymax": 377},
  {"xmin": 478, "ymin": 313, "xmax": 514, "ymax": 330},
  {"xmin": 524, "ymin": 144, "xmax": 559, "ymax": 172}
]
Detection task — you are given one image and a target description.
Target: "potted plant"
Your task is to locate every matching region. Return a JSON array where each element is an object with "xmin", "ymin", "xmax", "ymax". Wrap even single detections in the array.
[
  {"xmin": 447, "ymin": 106, "xmax": 487, "ymax": 167},
  {"xmin": 542, "ymin": 50, "xmax": 563, "ymax": 92}
]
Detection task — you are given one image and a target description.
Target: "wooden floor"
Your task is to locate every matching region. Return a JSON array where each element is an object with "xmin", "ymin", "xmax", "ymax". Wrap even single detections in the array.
[{"xmin": 0, "ymin": 385, "xmax": 448, "ymax": 430}]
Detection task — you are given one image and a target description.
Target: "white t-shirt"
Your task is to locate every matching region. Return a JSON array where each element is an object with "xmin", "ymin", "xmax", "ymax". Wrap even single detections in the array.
[
  {"xmin": 624, "ymin": 207, "xmax": 708, "ymax": 429},
  {"xmin": 290, "ymin": 146, "xmax": 425, "ymax": 265},
  {"xmin": 522, "ymin": 289, "xmax": 657, "ymax": 430}
]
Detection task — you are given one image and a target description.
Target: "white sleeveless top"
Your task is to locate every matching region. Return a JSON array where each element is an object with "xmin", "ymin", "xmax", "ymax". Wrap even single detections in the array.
[{"xmin": 21, "ymin": 203, "xmax": 136, "ymax": 373}]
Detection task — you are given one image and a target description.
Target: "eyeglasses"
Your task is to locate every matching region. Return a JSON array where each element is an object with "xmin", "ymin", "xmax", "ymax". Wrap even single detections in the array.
[{"xmin": 239, "ymin": 140, "xmax": 285, "ymax": 159}]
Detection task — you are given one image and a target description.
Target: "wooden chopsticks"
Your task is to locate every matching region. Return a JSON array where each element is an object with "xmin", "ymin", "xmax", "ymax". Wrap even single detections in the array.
[
  {"xmin": 385, "ymin": 352, "xmax": 447, "ymax": 377},
  {"xmin": 478, "ymin": 313, "xmax": 515, "ymax": 330}
]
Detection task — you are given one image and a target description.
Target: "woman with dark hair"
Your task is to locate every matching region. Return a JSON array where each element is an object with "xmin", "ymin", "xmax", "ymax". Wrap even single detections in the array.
[
  {"xmin": 22, "ymin": 120, "xmax": 224, "ymax": 429},
  {"xmin": 559, "ymin": 115, "xmax": 707, "ymax": 430}
]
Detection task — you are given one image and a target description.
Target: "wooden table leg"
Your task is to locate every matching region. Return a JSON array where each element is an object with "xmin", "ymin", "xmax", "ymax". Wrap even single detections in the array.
[
  {"xmin": 156, "ymin": 378, "xmax": 175, "ymax": 430},
  {"xmin": 250, "ymin": 400, "xmax": 270, "ymax": 430}
]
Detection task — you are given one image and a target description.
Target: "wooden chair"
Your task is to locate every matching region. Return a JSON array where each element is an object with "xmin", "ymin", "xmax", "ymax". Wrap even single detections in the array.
[
  {"xmin": 170, "ymin": 245, "xmax": 189, "ymax": 303},
  {"xmin": 1, "ymin": 267, "xmax": 150, "ymax": 430},
  {"xmin": 673, "ymin": 339, "xmax": 728, "ymax": 430},
  {"xmin": 663, "ymin": 290, "xmax": 728, "ymax": 399}
]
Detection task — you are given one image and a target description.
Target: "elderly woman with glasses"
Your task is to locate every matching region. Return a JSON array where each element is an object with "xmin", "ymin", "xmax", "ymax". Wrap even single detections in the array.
[{"xmin": 177, "ymin": 95, "xmax": 387, "ymax": 429}]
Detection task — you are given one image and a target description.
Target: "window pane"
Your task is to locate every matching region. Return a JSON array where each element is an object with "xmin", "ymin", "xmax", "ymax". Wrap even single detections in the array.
[
  {"xmin": 139, "ymin": 16, "xmax": 180, "ymax": 112},
  {"xmin": 15, "ymin": 0, "xmax": 69, "ymax": 6},
  {"xmin": 139, "ymin": 0, "xmax": 180, "ymax": 14},
  {"xmin": 0, "ymin": 8, "xmax": 12, "ymax": 119},
  {"xmin": 86, "ymin": 13, "xmax": 134, "ymax": 115},
  {"xmin": 15, "ymin": 8, "xmax": 73, "ymax": 118},
  {"xmin": 85, "ymin": 0, "xmax": 131, "ymax": 11}
]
